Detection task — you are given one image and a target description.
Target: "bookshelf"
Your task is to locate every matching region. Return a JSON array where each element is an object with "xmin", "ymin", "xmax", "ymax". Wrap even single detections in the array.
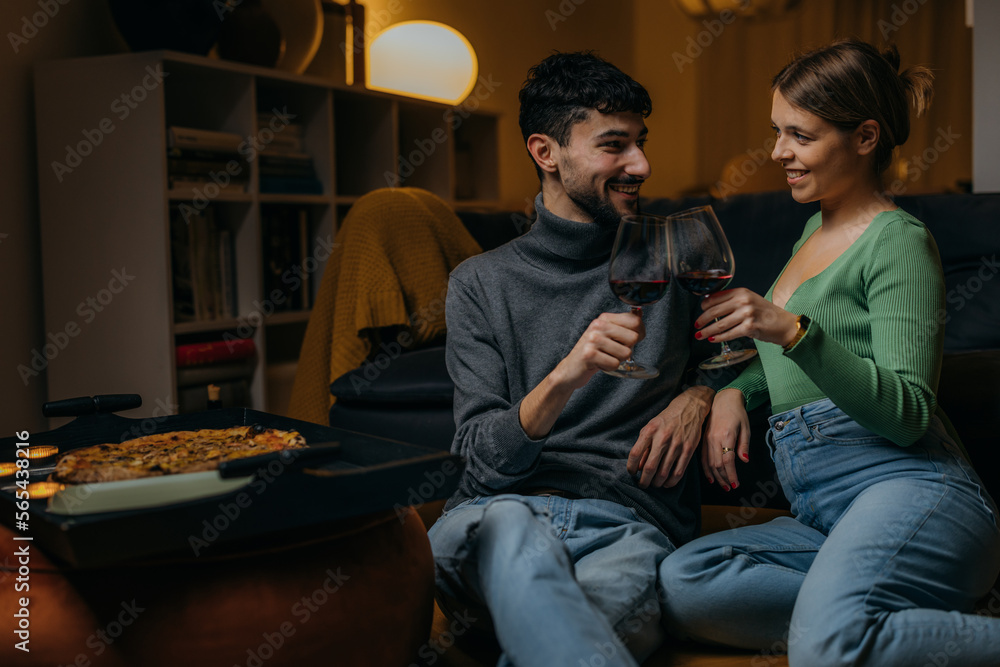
[{"xmin": 35, "ymin": 50, "xmax": 500, "ymax": 421}]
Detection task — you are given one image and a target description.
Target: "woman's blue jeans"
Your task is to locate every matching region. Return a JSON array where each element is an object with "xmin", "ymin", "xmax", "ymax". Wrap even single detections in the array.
[
  {"xmin": 660, "ymin": 398, "xmax": 1000, "ymax": 667},
  {"xmin": 428, "ymin": 494, "xmax": 675, "ymax": 667}
]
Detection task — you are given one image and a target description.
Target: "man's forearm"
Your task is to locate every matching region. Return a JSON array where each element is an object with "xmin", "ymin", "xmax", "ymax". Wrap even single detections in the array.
[{"xmin": 518, "ymin": 365, "xmax": 579, "ymax": 440}]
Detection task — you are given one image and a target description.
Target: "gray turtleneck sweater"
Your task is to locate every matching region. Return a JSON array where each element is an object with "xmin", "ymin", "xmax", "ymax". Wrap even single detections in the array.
[{"xmin": 443, "ymin": 194, "xmax": 726, "ymax": 546}]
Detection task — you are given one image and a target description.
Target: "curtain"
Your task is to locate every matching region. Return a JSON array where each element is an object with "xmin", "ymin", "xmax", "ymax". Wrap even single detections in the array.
[{"xmin": 694, "ymin": 0, "xmax": 971, "ymax": 194}]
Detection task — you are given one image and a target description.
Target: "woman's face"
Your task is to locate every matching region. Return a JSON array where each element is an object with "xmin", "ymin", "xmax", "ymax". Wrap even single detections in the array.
[{"xmin": 770, "ymin": 90, "xmax": 867, "ymax": 207}]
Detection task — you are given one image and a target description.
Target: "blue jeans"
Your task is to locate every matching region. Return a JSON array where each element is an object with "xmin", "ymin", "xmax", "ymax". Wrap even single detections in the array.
[
  {"xmin": 428, "ymin": 494, "xmax": 675, "ymax": 667},
  {"xmin": 660, "ymin": 398, "xmax": 1000, "ymax": 667}
]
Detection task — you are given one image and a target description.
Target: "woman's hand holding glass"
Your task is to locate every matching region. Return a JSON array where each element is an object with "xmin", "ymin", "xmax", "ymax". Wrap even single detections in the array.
[
  {"xmin": 694, "ymin": 288, "xmax": 800, "ymax": 349},
  {"xmin": 667, "ymin": 205, "xmax": 757, "ymax": 369}
]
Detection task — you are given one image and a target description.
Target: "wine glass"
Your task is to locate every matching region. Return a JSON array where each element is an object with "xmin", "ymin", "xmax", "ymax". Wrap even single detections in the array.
[
  {"xmin": 667, "ymin": 205, "xmax": 757, "ymax": 370},
  {"xmin": 605, "ymin": 213, "xmax": 671, "ymax": 379}
]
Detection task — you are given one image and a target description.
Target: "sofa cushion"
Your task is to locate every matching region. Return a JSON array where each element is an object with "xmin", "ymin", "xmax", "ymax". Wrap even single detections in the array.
[
  {"xmin": 330, "ymin": 345, "xmax": 453, "ymax": 405},
  {"xmin": 895, "ymin": 194, "xmax": 1000, "ymax": 352},
  {"xmin": 456, "ymin": 209, "xmax": 531, "ymax": 251}
]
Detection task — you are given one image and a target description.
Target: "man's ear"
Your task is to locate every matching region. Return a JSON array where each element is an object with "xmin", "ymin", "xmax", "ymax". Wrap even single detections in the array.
[
  {"xmin": 855, "ymin": 120, "xmax": 880, "ymax": 156},
  {"xmin": 527, "ymin": 133, "xmax": 559, "ymax": 174}
]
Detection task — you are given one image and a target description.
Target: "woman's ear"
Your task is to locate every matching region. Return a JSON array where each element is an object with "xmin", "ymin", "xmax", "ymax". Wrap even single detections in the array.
[
  {"xmin": 527, "ymin": 133, "xmax": 559, "ymax": 174},
  {"xmin": 855, "ymin": 120, "xmax": 880, "ymax": 156}
]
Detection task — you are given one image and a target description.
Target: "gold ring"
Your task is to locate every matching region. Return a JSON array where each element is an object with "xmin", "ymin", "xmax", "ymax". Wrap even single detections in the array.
[{"xmin": 721, "ymin": 447, "xmax": 734, "ymax": 454}]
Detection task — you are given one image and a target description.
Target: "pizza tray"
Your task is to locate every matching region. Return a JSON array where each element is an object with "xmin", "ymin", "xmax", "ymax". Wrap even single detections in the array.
[{"xmin": 0, "ymin": 397, "xmax": 463, "ymax": 568}]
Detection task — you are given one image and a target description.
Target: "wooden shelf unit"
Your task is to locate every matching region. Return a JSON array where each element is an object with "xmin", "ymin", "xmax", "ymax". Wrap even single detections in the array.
[{"xmin": 35, "ymin": 50, "xmax": 499, "ymax": 421}]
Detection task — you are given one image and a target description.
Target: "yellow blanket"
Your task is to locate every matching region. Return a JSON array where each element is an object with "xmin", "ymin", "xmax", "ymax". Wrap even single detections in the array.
[{"xmin": 287, "ymin": 188, "xmax": 483, "ymax": 424}]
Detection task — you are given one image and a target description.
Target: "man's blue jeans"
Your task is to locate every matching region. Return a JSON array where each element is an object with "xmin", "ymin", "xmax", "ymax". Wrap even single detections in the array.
[
  {"xmin": 660, "ymin": 398, "xmax": 1000, "ymax": 667},
  {"xmin": 428, "ymin": 494, "xmax": 675, "ymax": 667}
]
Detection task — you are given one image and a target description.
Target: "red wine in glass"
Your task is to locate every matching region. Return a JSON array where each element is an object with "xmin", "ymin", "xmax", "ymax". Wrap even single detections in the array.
[
  {"xmin": 667, "ymin": 206, "xmax": 757, "ymax": 370},
  {"xmin": 675, "ymin": 269, "xmax": 732, "ymax": 296},
  {"xmin": 605, "ymin": 214, "xmax": 671, "ymax": 379},
  {"xmin": 610, "ymin": 279, "xmax": 670, "ymax": 306}
]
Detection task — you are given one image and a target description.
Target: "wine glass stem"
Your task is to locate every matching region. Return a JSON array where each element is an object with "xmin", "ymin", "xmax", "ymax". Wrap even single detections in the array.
[
  {"xmin": 712, "ymin": 317, "xmax": 734, "ymax": 356},
  {"xmin": 623, "ymin": 306, "xmax": 642, "ymax": 368}
]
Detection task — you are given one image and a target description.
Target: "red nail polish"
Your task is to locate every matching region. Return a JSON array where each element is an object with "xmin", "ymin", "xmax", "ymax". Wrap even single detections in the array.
[
  {"xmin": 694, "ymin": 331, "xmax": 703, "ymax": 340},
  {"xmin": 741, "ymin": 453, "xmax": 750, "ymax": 462},
  {"xmin": 694, "ymin": 321, "xmax": 701, "ymax": 329},
  {"xmin": 732, "ymin": 481, "xmax": 739, "ymax": 489},
  {"xmin": 723, "ymin": 485, "xmax": 730, "ymax": 492},
  {"xmin": 708, "ymin": 336, "xmax": 716, "ymax": 342}
]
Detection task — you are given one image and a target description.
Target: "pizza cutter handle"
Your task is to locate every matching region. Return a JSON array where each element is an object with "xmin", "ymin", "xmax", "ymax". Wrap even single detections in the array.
[{"xmin": 43, "ymin": 394, "xmax": 143, "ymax": 418}]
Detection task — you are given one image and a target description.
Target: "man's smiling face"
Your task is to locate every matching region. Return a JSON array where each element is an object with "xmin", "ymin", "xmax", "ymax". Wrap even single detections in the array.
[{"xmin": 549, "ymin": 109, "xmax": 650, "ymax": 226}]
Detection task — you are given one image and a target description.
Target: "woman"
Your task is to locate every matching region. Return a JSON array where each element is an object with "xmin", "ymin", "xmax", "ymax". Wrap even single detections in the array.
[{"xmin": 659, "ymin": 39, "xmax": 1000, "ymax": 666}]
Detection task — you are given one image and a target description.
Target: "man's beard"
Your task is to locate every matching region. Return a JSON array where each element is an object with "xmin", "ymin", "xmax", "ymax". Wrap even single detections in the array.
[
  {"xmin": 567, "ymin": 176, "xmax": 642, "ymax": 227},
  {"xmin": 569, "ymin": 191, "xmax": 622, "ymax": 227}
]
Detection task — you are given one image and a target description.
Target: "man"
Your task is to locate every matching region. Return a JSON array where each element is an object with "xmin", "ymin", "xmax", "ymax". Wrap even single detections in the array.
[{"xmin": 427, "ymin": 51, "xmax": 726, "ymax": 667}]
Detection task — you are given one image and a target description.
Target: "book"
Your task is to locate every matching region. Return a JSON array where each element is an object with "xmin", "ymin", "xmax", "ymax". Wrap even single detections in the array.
[
  {"xmin": 218, "ymin": 228, "xmax": 237, "ymax": 319},
  {"xmin": 298, "ymin": 208, "xmax": 311, "ymax": 309},
  {"xmin": 176, "ymin": 338, "xmax": 256, "ymax": 366},
  {"xmin": 168, "ymin": 156, "xmax": 250, "ymax": 177},
  {"xmin": 170, "ymin": 209, "xmax": 196, "ymax": 322},
  {"xmin": 168, "ymin": 177, "xmax": 249, "ymax": 196},
  {"xmin": 261, "ymin": 206, "xmax": 311, "ymax": 311},
  {"xmin": 176, "ymin": 357, "xmax": 257, "ymax": 387},
  {"xmin": 259, "ymin": 133, "xmax": 304, "ymax": 154},
  {"xmin": 170, "ymin": 206, "xmax": 237, "ymax": 322},
  {"xmin": 168, "ymin": 126, "xmax": 244, "ymax": 153},
  {"xmin": 259, "ymin": 175, "xmax": 323, "ymax": 194}
]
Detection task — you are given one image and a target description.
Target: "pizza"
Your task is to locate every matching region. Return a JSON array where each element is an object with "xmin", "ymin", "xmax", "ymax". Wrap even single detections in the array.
[{"xmin": 51, "ymin": 425, "xmax": 306, "ymax": 484}]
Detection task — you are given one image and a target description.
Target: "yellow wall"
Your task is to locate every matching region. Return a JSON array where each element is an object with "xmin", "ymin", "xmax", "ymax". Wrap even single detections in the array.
[
  {"xmin": 356, "ymin": 0, "xmax": 639, "ymax": 210},
  {"xmin": 0, "ymin": 0, "xmax": 974, "ymax": 434}
]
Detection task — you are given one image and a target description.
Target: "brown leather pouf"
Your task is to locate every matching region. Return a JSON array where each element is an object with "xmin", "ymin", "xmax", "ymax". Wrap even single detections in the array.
[{"xmin": 1, "ymin": 508, "xmax": 433, "ymax": 667}]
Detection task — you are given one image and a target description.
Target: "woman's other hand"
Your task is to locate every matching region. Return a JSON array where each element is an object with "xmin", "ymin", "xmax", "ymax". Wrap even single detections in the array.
[{"xmin": 702, "ymin": 388, "xmax": 750, "ymax": 491}]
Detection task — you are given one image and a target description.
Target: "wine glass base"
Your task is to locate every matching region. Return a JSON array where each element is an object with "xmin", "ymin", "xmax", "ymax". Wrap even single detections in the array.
[
  {"xmin": 698, "ymin": 348, "xmax": 757, "ymax": 370},
  {"xmin": 603, "ymin": 363, "xmax": 659, "ymax": 380}
]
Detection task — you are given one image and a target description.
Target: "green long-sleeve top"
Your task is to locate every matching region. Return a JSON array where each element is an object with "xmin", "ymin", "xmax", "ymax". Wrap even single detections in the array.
[{"xmin": 726, "ymin": 208, "xmax": 945, "ymax": 446}]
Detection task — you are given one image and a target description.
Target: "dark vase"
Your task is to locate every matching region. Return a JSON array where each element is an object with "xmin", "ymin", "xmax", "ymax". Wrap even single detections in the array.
[
  {"xmin": 108, "ymin": 0, "xmax": 224, "ymax": 55},
  {"xmin": 216, "ymin": 0, "xmax": 284, "ymax": 68}
]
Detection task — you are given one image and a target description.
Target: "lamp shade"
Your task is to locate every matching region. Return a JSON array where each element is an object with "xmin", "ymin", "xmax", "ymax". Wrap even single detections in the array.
[
  {"xmin": 674, "ymin": 0, "xmax": 802, "ymax": 19},
  {"xmin": 366, "ymin": 21, "xmax": 478, "ymax": 105}
]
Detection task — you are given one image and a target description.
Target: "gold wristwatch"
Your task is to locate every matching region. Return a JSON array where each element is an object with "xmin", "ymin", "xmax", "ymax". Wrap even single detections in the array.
[{"xmin": 783, "ymin": 314, "xmax": 811, "ymax": 352}]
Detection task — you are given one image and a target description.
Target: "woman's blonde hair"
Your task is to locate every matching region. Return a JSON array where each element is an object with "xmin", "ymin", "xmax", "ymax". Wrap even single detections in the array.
[{"xmin": 772, "ymin": 39, "xmax": 934, "ymax": 175}]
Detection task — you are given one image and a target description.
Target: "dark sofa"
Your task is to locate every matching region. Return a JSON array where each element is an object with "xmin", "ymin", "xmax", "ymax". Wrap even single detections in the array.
[{"xmin": 329, "ymin": 189, "xmax": 1000, "ymax": 510}]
